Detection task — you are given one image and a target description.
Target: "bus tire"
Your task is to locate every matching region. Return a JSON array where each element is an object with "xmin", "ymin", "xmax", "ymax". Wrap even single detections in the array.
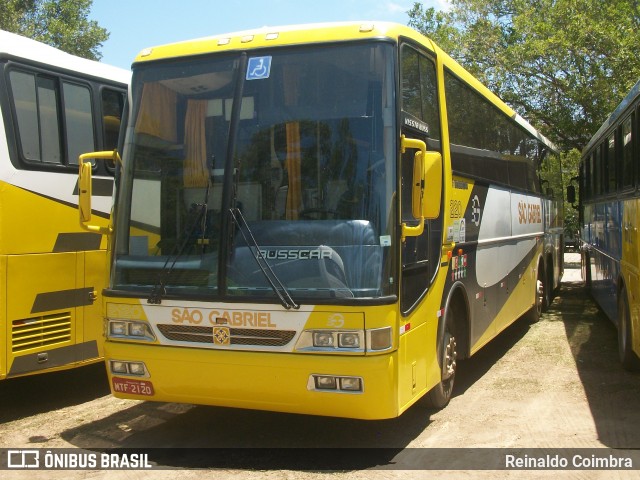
[
  {"xmin": 547, "ymin": 259, "xmax": 556, "ymax": 305},
  {"xmin": 539, "ymin": 262, "xmax": 549, "ymax": 313},
  {"xmin": 618, "ymin": 289, "xmax": 640, "ymax": 371},
  {"xmin": 526, "ymin": 263, "xmax": 545, "ymax": 323},
  {"xmin": 583, "ymin": 251, "xmax": 592, "ymax": 287},
  {"xmin": 422, "ymin": 302, "xmax": 458, "ymax": 409}
]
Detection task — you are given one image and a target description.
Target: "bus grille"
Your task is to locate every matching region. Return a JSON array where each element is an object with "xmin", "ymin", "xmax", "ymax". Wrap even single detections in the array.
[
  {"xmin": 157, "ymin": 324, "xmax": 296, "ymax": 347},
  {"xmin": 12, "ymin": 312, "xmax": 72, "ymax": 353}
]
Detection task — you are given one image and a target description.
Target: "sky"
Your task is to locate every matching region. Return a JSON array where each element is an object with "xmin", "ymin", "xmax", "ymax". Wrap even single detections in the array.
[{"xmin": 89, "ymin": 0, "xmax": 447, "ymax": 70}]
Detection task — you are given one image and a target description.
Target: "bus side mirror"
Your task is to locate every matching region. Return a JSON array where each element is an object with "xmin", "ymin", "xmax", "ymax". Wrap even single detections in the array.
[
  {"xmin": 422, "ymin": 151, "xmax": 442, "ymax": 220},
  {"xmin": 79, "ymin": 159, "xmax": 93, "ymax": 224},
  {"xmin": 78, "ymin": 150, "xmax": 119, "ymax": 235},
  {"xmin": 411, "ymin": 149, "xmax": 424, "ymax": 219},
  {"xmin": 401, "ymin": 136, "xmax": 442, "ymax": 240},
  {"xmin": 566, "ymin": 185, "xmax": 576, "ymax": 205}
]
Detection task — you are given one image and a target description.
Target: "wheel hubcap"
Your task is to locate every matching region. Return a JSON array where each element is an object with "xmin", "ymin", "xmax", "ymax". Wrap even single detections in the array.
[
  {"xmin": 442, "ymin": 334, "xmax": 457, "ymax": 381},
  {"xmin": 536, "ymin": 278, "xmax": 544, "ymax": 312}
]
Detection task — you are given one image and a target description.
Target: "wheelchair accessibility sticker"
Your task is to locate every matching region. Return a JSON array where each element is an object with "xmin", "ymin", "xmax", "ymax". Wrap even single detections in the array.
[{"xmin": 247, "ymin": 56, "xmax": 272, "ymax": 80}]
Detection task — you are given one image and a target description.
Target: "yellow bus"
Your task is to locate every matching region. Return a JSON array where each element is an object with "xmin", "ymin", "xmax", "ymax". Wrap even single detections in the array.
[
  {"xmin": 80, "ymin": 22, "xmax": 561, "ymax": 418},
  {"xmin": 0, "ymin": 30, "xmax": 129, "ymax": 380},
  {"xmin": 568, "ymin": 79, "xmax": 640, "ymax": 370}
]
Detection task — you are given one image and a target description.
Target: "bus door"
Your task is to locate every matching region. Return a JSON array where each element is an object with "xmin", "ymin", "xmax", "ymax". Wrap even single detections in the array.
[{"xmin": 398, "ymin": 43, "xmax": 443, "ymax": 405}]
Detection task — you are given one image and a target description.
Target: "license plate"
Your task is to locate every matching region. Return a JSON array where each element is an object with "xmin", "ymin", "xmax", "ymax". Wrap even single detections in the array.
[{"xmin": 112, "ymin": 377, "xmax": 155, "ymax": 396}]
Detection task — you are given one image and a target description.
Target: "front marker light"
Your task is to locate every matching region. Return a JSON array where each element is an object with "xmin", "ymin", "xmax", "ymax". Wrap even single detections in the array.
[{"xmin": 368, "ymin": 327, "xmax": 392, "ymax": 351}]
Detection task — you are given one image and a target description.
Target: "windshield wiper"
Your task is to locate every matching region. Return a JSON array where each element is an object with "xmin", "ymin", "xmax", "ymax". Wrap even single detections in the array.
[
  {"xmin": 148, "ymin": 188, "xmax": 210, "ymax": 305},
  {"xmin": 229, "ymin": 208, "xmax": 300, "ymax": 310}
]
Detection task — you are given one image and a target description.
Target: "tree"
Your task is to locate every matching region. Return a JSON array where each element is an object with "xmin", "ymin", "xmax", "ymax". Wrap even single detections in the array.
[
  {"xmin": 560, "ymin": 149, "xmax": 581, "ymax": 238},
  {"xmin": 0, "ymin": 0, "xmax": 108, "ymax": 60},
  {"xmin": 408, "ymin": 0, "xmax": 640, "ymax": 152}
]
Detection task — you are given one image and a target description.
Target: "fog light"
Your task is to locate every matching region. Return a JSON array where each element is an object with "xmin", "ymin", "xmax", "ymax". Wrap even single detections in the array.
[
  {"xmin": 315, "ymin": 375, "xmax": 337, "ymax": 390},
  {"xmin": 110, "ymin": 360, "xmax": 148, "ymax": 377},
  {"xmin": 338, "ymin": 332, "xmax": 360, "ymax": 348},
  {"xmin": 339, "ymin": 377, "xmax": 362, "ymax": 391},
  {"xmin": 111, "ymin": 361, "xmax": 128, "ymax": 374},
  {"xmin": 128, "ymin": 362, "xmax": 146, "ymax": 376},
  {"xmin": 313, "ymin": 332, "xmax": 334, "ymax": 347},
  {"xmin": 368, "ymin": 327, "xmax": 392, "ymax": 351}
]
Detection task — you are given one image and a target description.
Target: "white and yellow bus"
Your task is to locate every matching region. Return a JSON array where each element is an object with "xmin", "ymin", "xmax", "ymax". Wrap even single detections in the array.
[
  {"xmin": 80, "ymin": 22, "xmax": 561, "ymax": 418},
  {"xmin": 0, "ymin": 30, "xmax": 129, "ymax": 380}
]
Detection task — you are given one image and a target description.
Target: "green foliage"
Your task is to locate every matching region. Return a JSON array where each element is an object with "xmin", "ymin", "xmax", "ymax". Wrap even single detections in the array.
[
  {"xmin": 560, "ymin": 149, "xmax": 581, "ymax": 237},
  {"xmin": 408, "ymin": 0, "xmax": 640, "ymax": 153},
  {"xmin": 0, "ymin": 0, "xmax": 108, "ymax": 60}
]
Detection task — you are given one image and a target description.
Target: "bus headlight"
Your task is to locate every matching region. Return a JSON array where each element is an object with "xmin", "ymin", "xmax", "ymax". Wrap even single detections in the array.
[
  {"xmin": 313, "ymin": 332, "xmax": 335, "ymax": 347},
  {"xmin": 338, "ymin": 332, "xmax": 360, "ymax": 348},
  {"xmin": 129, "ymin": 322, "xmax": 148, "ymax": 337},
  {"xmin": 297, "ymin": 327, "xmax": 392, "ymax": 353},
  {"xmin": 110, "ymin": 321, "xmax": 128, "ymax": 336},
  {"xmin": 298, "ymin": 330, "xmax": 364, "ymax": 353},
  {"xmin": 108, "ymin": 320, "xmax": 156, "ymax": 342}
]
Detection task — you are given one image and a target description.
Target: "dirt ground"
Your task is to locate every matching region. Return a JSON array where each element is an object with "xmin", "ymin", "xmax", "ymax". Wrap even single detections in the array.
[{"xmin": 2, "ymin": 253, "xmax": 640, "ymax": 479}]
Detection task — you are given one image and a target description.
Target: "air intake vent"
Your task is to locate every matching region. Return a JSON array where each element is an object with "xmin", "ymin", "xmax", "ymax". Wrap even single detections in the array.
[
  {"xmin": 12, "ymin": 313, "xmax": 72, "ymax": 352},
  {"xmin": 157, "ymin": 324, "xmax": 296, "ymax": 347}
]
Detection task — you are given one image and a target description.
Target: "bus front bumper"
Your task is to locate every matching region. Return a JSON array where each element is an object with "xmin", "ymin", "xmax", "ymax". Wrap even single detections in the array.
[{"xmin": 104, "ymin": 341, "xmax": 400, "ymax": 420}]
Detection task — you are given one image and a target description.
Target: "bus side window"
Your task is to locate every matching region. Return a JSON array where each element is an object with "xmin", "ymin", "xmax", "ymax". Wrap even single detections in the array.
[
  {"xmin": 63, "ymin": 82, "xmax": 95, "ymax": 166},
  {"xmin": 594, "ymin": 146, "xmax": 602, "ymax": 197},
  {"xmin": 10, "ymin": 70, "xmax": 62, "ymax": 164},
  {"xmin": 102, "ymin": 88, "xmax": 125, "ymax": 151},
  {"xmin": 102, "ymin": 88, "xmax": 126, "ymax": 171},
  {"xmin": 622, "ymin": 114, "xmax": 634, "ymax": 189},
  {"xmin": 607, "ymin": 133, "xmax": 616, "ymax": 194}
]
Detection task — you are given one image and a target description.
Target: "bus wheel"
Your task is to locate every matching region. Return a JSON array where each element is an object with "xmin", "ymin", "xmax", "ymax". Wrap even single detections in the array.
[
  {"xmin": 582, "ymin": 251, "xmax": 591, "ymax": 287},
  {"xmin": 547, "ymin": 265, "xmax": 556, "ymax": 305},
  {"xmin": 538, "ymin": 264, "xmax": 549, "ymax": 313},
  {"xmin": 423, "ymin": 305, "xmax": 458, "ymax": 409},
  {"xmin": 618, "ymin": 290, "xmax": 640, "ymax": 371},
  {"xmin": 526, "ymin": 266, "xmax": 545, "ymax": 323}
]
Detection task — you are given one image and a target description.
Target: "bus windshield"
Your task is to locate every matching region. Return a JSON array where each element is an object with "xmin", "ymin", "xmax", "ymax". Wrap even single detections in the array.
[{"xmin": 113, "ymin": 42, "xmax": 397, "ymax": 303}]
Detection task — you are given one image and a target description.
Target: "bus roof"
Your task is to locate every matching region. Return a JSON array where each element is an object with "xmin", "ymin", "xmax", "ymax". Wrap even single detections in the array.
[
  {"xmin": 583, "ymin": 78, "xmax": 640, "ymax": 156},
  {"xmin": 132, "ymin": 21, "xmax": 557, "ymax": 154},
  {"xmin": 0, "ymin": 29, "xmax": 130, "ymax": 86},
  {"xmin": 132, "ymin": 22, "xmax": 413, "ymax": 63}
]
